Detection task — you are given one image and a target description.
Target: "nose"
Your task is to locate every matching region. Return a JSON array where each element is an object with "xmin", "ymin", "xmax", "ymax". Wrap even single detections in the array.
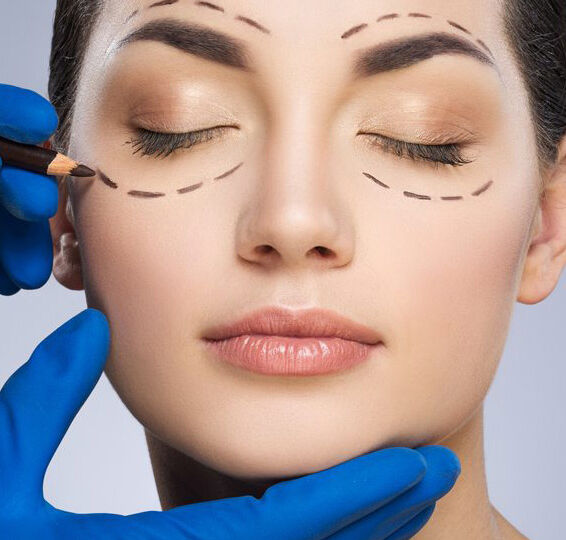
[{"xmin": 235, "ymin": 96, "xmax": 355, "ymax": 271}]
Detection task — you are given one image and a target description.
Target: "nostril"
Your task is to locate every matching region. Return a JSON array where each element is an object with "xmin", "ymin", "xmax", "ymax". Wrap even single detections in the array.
[
  {"xmin": 314, "ymin": 246, "xmax": 333, "ymax": 257},
  {"xmin": 256, "ymin": 245, "xmax": 274, "ymax": 255}
]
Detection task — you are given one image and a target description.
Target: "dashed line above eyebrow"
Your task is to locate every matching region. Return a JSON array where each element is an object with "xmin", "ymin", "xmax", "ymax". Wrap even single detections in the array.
[
  {"xmin": 377, "ymin": 13, "xmax": 400, "ymax": 22},
  {"xmin": 341, "ymin": 23, "xmax": 368, "ymax": 40},
  {"xmin": 340, "ymin": 11, "xmax": 495, "ymax": 61},
  {"xmin": 149, "ymin": 0, "xmax": 179, "ymax": 7},
  {"xmin": 125, "ymin": 1, "xmax": 272, "ymax": 36},
  {"xmin": 234, "ymin": 15, "xmax": 271, "ymax": 34},
  {"xmin": 195, "ymin": 1, "xmax": 224, "ymax": 12},
  {"xmin": 447, "ymin": 20, "xmax": 472, "ymax": 35}
]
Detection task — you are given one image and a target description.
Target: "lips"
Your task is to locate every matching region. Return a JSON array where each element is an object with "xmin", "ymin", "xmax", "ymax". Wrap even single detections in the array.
[
  {"xmin": 201, "ymin": 306, "xmax": 383, "ymax": 376},
  {"xmin": 202, "ymin": 306, "xmax": 382, "ymax": 344}
]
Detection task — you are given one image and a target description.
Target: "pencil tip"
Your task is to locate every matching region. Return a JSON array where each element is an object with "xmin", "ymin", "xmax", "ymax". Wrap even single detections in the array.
[{"xmin": 70, "ymin": 164, "xmax": 96, "ymax": 177}]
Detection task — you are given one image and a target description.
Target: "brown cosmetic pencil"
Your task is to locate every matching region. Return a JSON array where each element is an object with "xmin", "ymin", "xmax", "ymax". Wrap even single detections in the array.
[{"xmin": 0, "ymin": 136, "xmax": 95, "ymax": 177}]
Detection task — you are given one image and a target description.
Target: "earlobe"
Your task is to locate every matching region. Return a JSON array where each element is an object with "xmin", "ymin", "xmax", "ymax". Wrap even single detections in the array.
[
  {"xmin": 517, "ymin": 138, "xmax": 566, "ymax": 304},
  {"xmin": 48, "ymin": 172, "xmax": 85, "ymax": 291}
]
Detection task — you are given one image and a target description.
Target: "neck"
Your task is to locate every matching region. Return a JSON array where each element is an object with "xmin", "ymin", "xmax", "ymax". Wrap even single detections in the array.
[{"xmin": 145, "ymin": 404, "xmax": 524, "ymax": 539}]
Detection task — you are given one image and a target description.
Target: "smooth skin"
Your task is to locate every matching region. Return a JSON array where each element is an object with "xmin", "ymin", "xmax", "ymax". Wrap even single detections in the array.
[
  {"xmin": 0, "ymin": 307, "xmax": 461, "ymax": 540},
  {"xmin": 49, "ymin": 2, "xmax": 566, "ymax": 538},
  {"xmin": 0, "ymin": 84, "xmax": 462, "ymax": 538}
]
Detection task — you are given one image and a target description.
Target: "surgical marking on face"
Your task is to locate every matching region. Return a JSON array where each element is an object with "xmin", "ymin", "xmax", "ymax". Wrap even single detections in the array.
[
  {"xmin": 213, "ymin": 161, "xmax": 243, "ymax": 180},
  {"xmin": 195, "ymin": 1, "xmax": 225, "ymax": 13},
  {"xmin": 363, "ymin": 171, "xmax": 390, "ymax": 189},
  {"xmin": 149, "ymin": 0, "xmax": 179, "ymax": 8},
  {"xmin": 471, "ymin": 179, "xmax": 493, "ymax": 196},
  {"xmin": 234, "ymin": 15, "xmax": 271, "ymax": 34},
  {"xmin": 177, "ymin": 182, "xmax": 204, "ymax": 194},
  {"xmin": 340, "ymin": 12, "xmax": 495, "ymax": 61},
  {"xmin": 363, "ymin": 171, "xmax": 494, "ymax": 201},
  {"xmin": 447, "ymin": 20, "xmax": 471, "ymax": 35},
  {"xmin": 125, "ymin": 3, "xmax": 272, "ymax": 36},
  {"xmin": 98, "ymin": 169, "xmax": 119, "ymax": 189},
  {"xmin": 96, "ymin": 163, "xmax": 245, "ymax": 199},
  {"xmin": 476, "ymin": 39, "xmax": 493, "ymax": 57},
  {"xmin": 128, "ymin": 190, "xmax": 167, "ymax": 198},
  {"xmin": 125, "ymin": 9, "xmax": 139, "ymax": 23},
  {"xmin": 404, "ymin": 191, "xmax": 431, "ymax": 200},
  {"xmin": 377, "ymin": 14, "xmax": 400, "ymax": 22},
  {"xmin": 341, "ymin": 24, "xmax": 369, "ymax": 40}
]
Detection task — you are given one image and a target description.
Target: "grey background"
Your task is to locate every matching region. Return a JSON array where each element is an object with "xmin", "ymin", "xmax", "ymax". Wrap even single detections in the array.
[{"xmin": 0, "ymin": 1, "xmax": 564, "ymax": 537}]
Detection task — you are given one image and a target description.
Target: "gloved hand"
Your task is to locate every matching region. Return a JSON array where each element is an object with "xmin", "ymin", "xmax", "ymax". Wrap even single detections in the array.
[
  {"xmin": 0, "ymin": 308, "xmax": 461, "ymax": 539},
  {"xmin": 0, "ymin": 83, "xmax": 59, "ymax": 296}
]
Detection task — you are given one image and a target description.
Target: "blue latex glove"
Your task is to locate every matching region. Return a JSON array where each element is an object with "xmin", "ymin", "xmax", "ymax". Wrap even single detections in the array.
[
  {"xmin": 0, "ymin": 308, "xmax": 461, "ymax": 539},
  {"xmin": 0, "ymin": 83, "xmax": 59, "ymax": 296}
]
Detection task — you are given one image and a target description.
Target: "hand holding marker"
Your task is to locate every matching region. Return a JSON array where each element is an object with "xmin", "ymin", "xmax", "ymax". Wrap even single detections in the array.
[{"xmin": 0, "ymin": 83, "xmax": 94, "ymax": 296}]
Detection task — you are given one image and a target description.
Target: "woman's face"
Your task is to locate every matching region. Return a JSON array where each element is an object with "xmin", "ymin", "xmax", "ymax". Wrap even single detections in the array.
[{"xmin": 53, "ymin": 0, "xmax": 547, "ymax": 479}]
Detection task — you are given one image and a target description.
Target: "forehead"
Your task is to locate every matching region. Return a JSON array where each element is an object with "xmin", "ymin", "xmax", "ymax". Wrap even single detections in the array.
[
  {"xmin": 82, "ymin": 0, "xmax": 522, "ymax": 104},
  {"xmin": 96, "ymin": 0, "xmax": 504, "ymax": 54}
]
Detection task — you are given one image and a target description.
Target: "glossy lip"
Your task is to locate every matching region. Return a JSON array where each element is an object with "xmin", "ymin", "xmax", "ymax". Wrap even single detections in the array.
[{"xmin": 201, "ymin": 306, "xmax": 383, "ymax": 345}]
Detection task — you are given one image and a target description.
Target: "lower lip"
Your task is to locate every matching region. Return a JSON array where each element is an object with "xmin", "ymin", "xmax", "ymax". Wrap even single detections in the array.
[{"xmin": 203, "ymin": 334, "xmax": 379, "ymax": 376}]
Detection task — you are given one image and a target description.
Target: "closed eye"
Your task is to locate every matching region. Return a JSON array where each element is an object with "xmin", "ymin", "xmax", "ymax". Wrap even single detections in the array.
[
  {"xmin": 125, "ymin": 125, "xmax": 238, "ymax": 158},
  {"xmin": 358, "ymin": 131, "xmax": 475, "ymax": 168}
]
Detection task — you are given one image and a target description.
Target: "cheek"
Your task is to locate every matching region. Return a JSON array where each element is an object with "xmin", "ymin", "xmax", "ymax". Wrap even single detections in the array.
[
  {"xmin": 370, "ymin": 172, "xmax": 537, "ymax": 444},
  {"xmin": 72, "ymin": 184, "xmax": 224, "ymax": 392}
]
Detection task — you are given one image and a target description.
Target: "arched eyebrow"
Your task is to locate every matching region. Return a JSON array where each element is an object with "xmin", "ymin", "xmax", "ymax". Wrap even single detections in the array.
[
  {"xmin": 116, "ymin": 19, "xmax": 498, "ymax": 79},
  {"xmin": 116, "ymin": 18, "xmax": 253, "ymax": 70},
  {"xmin": 352, "ymin": 31, "xmax": 498, "ymax": 79}
]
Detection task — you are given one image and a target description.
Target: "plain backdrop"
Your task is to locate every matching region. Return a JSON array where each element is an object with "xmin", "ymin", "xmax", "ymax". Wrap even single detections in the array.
[{"xmin": 0, "ymin": 1, "xmax": 564, "ymax": 538}]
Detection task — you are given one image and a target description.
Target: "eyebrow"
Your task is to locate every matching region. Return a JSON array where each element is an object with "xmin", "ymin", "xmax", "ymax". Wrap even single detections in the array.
[
  {"xmin": 353, "ymin": 32, "xmax": 498, "ymax": 78},
  {"xmin": 117, "ymin": 18, "xmax": 252, "ymax": 70},
  {"xmin": 116, "ymin": 19, "xmax": 497, "ymax": 79}
]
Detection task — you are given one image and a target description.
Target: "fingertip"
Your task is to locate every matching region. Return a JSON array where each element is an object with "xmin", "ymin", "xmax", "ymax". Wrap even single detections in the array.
[
  {"xmin": 377, "ymin": 446, "xmax": 428, "ymax": 477},
  {"xmin": 0, "ymin": 84, "xmax": 59, "ymax": 144},
  {"xmin": 41, "ymin": 308, "xmax": 111, "ymax": 378},
  {"xmin": 414, "ymin": 445, "xmax": 461, "ymax": 478},
  {"xmin": 0, "ymin": 167, "xmax": 59, "ymax": 221}
]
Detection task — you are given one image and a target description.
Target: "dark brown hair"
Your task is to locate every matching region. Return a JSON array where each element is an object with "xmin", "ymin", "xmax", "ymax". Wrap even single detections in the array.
[{"xmin": 49, "ymin": 1, "xmax": 566, "ymax": 172}]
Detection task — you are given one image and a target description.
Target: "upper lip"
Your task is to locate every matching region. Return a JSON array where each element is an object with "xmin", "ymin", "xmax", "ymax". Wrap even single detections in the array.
[{"xmin": 202, "ymin": 306, "xmax": 382, "ymax": 345}]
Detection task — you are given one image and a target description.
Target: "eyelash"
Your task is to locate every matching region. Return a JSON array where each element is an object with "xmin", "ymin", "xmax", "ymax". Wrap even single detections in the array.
[
  {"xmin": 125, "ymin": 125, "xmax": 236, "ymax": 158},
  {"xmin": 125, "ymin": 126, "xmax": 474, "ymax": 168},
  {"xmin": 360, "ymin": 132, "xmax": 473, "ymax": 168}
]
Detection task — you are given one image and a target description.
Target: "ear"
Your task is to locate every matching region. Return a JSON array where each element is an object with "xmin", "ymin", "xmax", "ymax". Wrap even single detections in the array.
[
  {"xmin": 517, "ymin": 137, "xmax": 566, "ymax": 304},
  {"xmin": 44, "ymin": 139, "xmax": 84, "ymax": 291}
]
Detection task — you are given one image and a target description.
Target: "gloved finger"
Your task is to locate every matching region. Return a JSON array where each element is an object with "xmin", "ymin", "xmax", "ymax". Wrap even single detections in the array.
[
  {"xmin": 0, "ymin": 204, "xmax": 53, "ymax": 289},
  {"xmin": 323, "ymin": 445, "xmax": 460, "ymax": 539},
  {"xmin": 111, "ymin": 447, "xmax": 426, "ymax": 540},
  {"xmin": 383, "ymin": 504, "xmax": 435, "ymax": 540},
  {"xmin": 0, "ymin": 84, "xmax": 58, "ymax": 144},
  {"xmin": 0, "ymin": 264, "xmax": 19, "ymax": 295},
  {"xmin": 0, "ymin": 309, "xmax": 109, "ymax": 497},
  {"xmin": 0, "ymin": 162, "xmax": 59, "ymax": 221},
  {"xmin": 48, "ymin": 448, "xmax": 427, "ymax": 540}
]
